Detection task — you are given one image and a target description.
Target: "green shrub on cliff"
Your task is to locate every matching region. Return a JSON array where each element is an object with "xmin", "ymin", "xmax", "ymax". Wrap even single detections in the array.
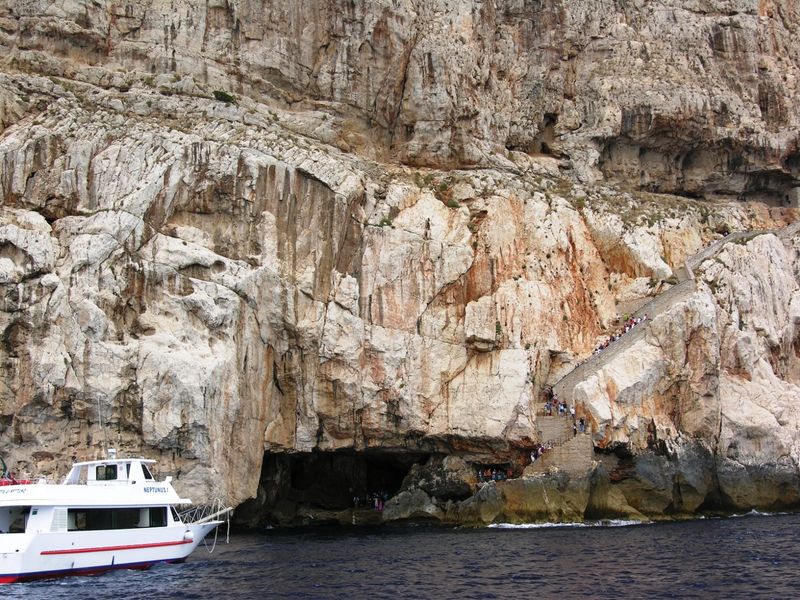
[{"xmin": 213, "ymin": 90, "xmax": 236, "ymax": 104}]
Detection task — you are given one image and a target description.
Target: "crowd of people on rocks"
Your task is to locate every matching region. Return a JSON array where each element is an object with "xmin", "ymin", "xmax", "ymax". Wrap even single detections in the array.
[
  {"xmin": 353, "ymin": 491, "xmax": 390, "ymax": 511},
  {"xmin": 593, "ymin": 314, "xmax": 648, "ymax": 355},
  {"xmin": 477, "ymin": 467, "xmax": 513, "ymax": 482}
]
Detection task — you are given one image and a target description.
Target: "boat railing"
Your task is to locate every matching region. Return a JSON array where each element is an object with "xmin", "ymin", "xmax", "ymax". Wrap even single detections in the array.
[
  {"xmin": 179, "ymin": 498, "xmax": 234, "ymax": 525},
  {"xmin": 0, "ymin": 478, "xmax": 33, "ymax": 486}
]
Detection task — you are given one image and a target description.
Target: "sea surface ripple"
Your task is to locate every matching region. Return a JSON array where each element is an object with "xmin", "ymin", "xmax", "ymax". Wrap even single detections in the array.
[{"xmin": 6, "ymin": 512, "xmax": 800, "ymax": 599}]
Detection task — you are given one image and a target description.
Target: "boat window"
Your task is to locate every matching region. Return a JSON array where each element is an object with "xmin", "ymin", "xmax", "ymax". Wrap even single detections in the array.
[
  {"xmin": 149, "ymin": 507, "xmax": 167, "ymax": 527},
  {"xmin": 96, "ymin": 464, "xmax": 118, "ymax": 481},
  {"xmin": 142, "ymin": 464, "xmax": 154, "ymax": 480},
  {"xmin": 170, "ymin": 506, "xmax": 181, "ymax": 523},
  {"xmin": 67, "ymin": 507, "xmax": 168, "ymax": 530},
  {"xmin": 126, "ymin": 463, "xmax": 131, "ymax": 478},
  {"xmin": 70, "ymin": 510, "xmax": 87, "ymax": 531},
  {"xmin": 114, "ymin": 508, "xmax": 141, "ymax": 529},
  {"xmin": 5, "ymin": 506, "xmax": 31, "ymax": 533}
]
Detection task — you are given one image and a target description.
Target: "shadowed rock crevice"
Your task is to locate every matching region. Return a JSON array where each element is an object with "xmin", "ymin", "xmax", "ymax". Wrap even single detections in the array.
[{"xmin": 599, "ymin": 138, "xmax": 800, "ymax": 205}]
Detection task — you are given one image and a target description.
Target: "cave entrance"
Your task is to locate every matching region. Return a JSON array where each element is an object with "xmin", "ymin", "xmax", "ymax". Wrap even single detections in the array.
[{"xmin": 261, "ymin": 450, "xmax": 429, "ymax": 515}]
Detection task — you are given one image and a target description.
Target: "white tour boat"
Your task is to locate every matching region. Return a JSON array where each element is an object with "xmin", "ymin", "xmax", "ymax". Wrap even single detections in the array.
[{"xmin": 0, "ymin": 452, "xmax": 231, "ymax": 583}]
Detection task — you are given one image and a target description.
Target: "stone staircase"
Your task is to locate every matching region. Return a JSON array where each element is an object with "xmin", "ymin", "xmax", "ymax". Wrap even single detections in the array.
[
  {"xmin": 526, "ymin": 433, "xmax": 594, "ymax": 476},
  {"xmin": 553, "ymin": 220, "xmax": 799, "ymax": 404},
  {"xmin": 527, "ymin": 415, "xmax": 592, "ymax": 476},
  {"xmin": 552, "ymin": 278, "xmax": 696, "ymax": 402},
  {"xmin": 536, "ymin": 414, "xmax": 572, "ymax": 444},
  {"xmin": 532, "ymin": 220, "xmax": 800, "ymax": 478}
]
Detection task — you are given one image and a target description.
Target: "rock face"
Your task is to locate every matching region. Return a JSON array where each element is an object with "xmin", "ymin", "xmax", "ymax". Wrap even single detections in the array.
[
  {"xmin": 1, "ymin": 0, "xmax": 799, "ymax": 194},
  {"xmin": 0, "ymin": 1, "xmax": 799, "ymax": 524}
]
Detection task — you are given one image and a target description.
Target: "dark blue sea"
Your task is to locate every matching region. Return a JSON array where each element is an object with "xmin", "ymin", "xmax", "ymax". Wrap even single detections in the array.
[{"xmin": 6, "ymin": 513, "xmax": 800, "ymax": 599}]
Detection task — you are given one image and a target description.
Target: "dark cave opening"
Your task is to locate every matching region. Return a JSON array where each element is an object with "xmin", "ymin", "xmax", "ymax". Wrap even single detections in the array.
[
  {"xmin": 532, "ymin": 113, "xmax": 558, "ymax": 155},
  {"xmin": 238, "ymin": 450, "xmax": 430, "ymax": 525},
  {"xmin": 287, "ymin": 450, "xmax": 423, "ymax": 508}
]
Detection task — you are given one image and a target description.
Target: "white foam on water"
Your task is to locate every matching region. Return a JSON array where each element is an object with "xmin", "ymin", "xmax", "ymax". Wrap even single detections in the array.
[
  {"xmin": 488, "ymin": 519, "xmax": 648, "ymax": 529},
  {"xmin": 730, "ymin": 509, "xmax": 789, "ymax": 518},
  {"xmin": 488, "ymin": 522, "xmax": 586, "ymax": 529}
]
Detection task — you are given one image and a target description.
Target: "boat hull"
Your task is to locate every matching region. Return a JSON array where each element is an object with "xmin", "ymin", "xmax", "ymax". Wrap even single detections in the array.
[
  {"xmin": 0, "ymin": 559, "xmax": 167, "ymax": 584},
  {"xmin": 0, "ymin": 522, "xmax": 220, "ymax": 583}
]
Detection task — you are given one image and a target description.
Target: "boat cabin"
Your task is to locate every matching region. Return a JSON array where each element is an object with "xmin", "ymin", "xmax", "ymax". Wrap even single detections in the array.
[
  {"xmin": 62, "ymin": 458, "xmax": 160, "ymax": 486},
  {"xmin": 0, "ymin": 504, "xmax": 182, "ymax": 534}
]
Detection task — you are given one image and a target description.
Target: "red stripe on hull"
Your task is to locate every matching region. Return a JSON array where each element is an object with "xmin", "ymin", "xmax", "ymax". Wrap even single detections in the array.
[
  {"xmin": 41, "ymin": 539, "xmax": 192, "ymax": 555},
  {"xmin": 0, "ymin": 557, "xmax": 188, "ymax": 584}
]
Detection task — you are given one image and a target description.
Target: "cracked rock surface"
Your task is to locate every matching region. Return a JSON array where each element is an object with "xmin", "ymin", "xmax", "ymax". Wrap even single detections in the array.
[{"xmin": 0, "ymin": 2, "xmax": 799, "ymax": 519}]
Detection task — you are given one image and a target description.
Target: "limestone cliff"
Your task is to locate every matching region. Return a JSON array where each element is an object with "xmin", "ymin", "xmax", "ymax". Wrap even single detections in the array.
[
  {"xmin": 2, "ymin": 0, "xmax": 799, "ymax": 194},
  {"xmin": 0, "ymin": 1, "xmax": 799, "ymax": 524}
]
